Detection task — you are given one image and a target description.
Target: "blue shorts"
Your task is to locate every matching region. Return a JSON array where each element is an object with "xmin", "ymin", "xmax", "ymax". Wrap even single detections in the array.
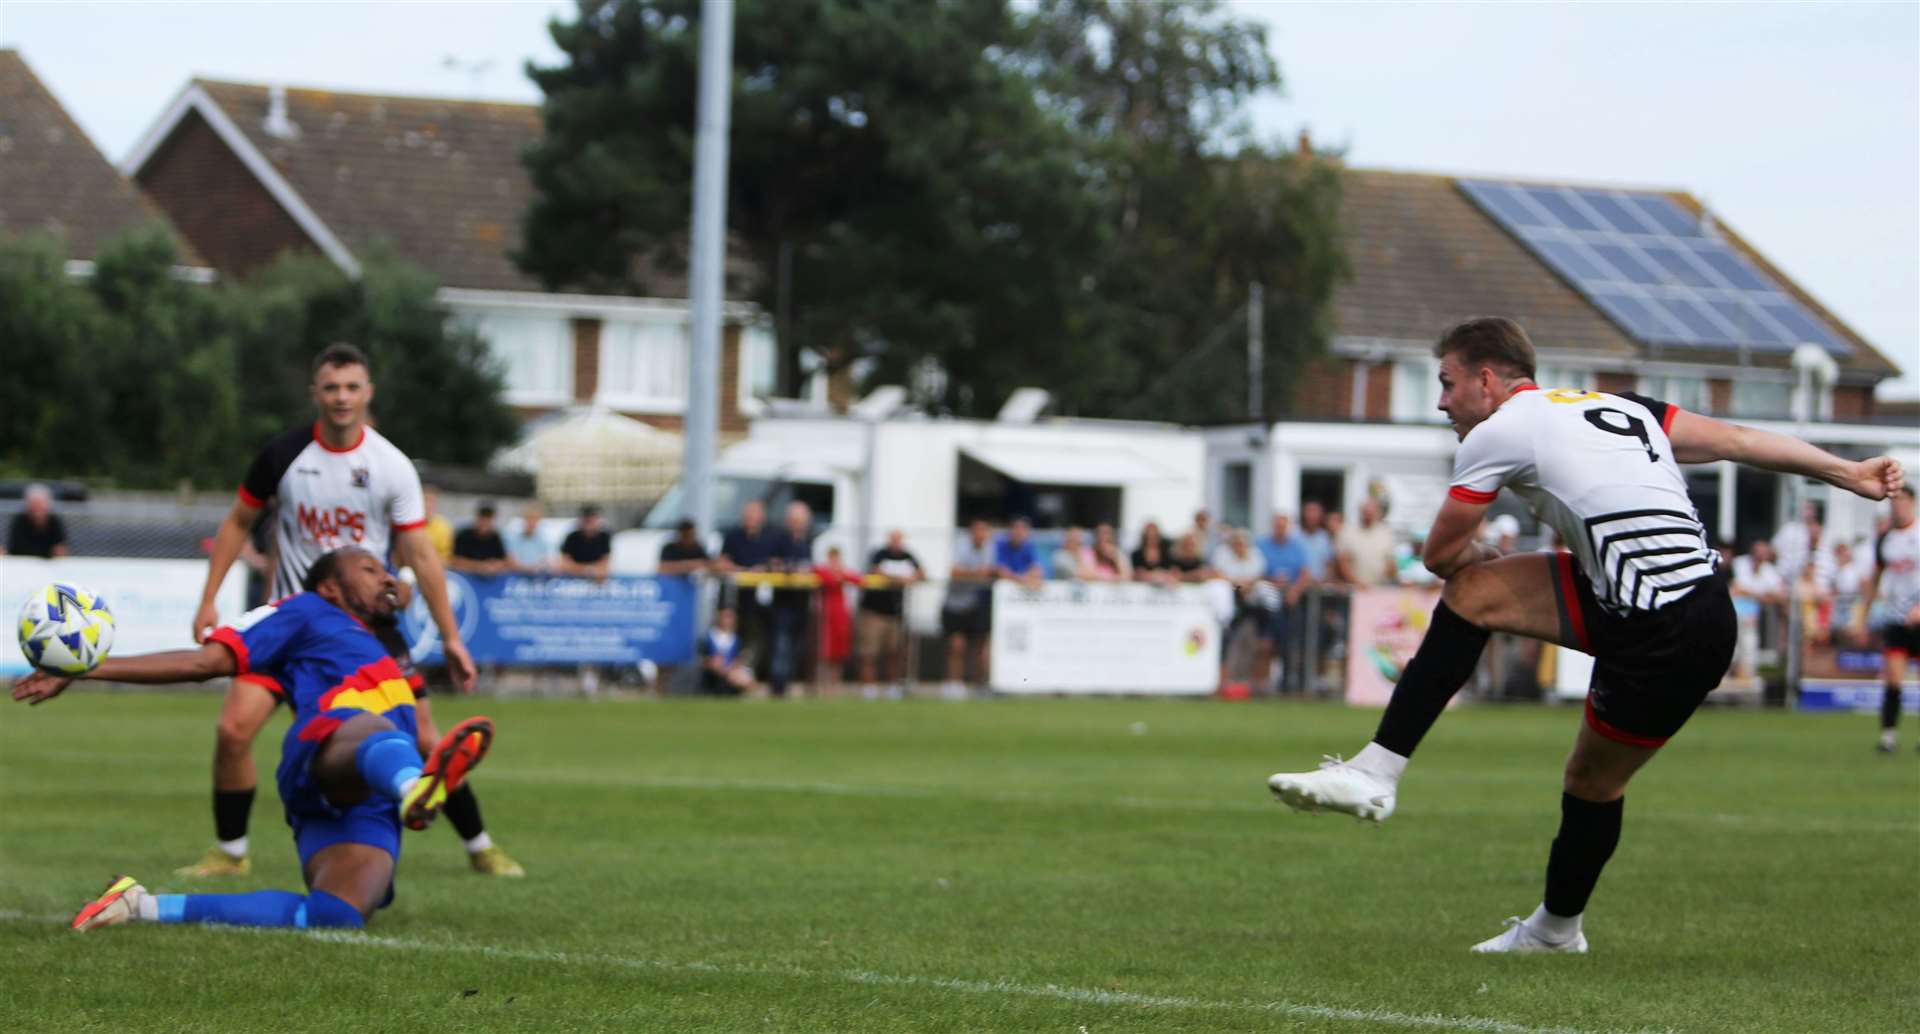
[
  {"xmin": 292, "ymin": 798, "xmax": 403, "ymax": 872},
  {"xmin": 277, "ymin": 710, "xmax": 408, "ymax": 907}
]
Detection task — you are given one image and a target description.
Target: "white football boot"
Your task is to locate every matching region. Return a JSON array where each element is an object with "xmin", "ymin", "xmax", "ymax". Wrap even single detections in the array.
[
  {"xmin": 1470, "ymin": 915, "xmax": 1589, "ymax": 954},
  {"xmin": 1266, "ymin": 755, "xmax": 1396, "ymax": 823}
]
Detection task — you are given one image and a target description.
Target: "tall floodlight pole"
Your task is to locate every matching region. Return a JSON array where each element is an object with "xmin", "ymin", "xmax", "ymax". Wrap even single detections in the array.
[
  {"xmin": 683, "ymin": 0, "xmax": 734, "ymax": 540},
  {"xmin": 1246, "ymin": 282, "xmax": 1264, "ymax": 421}
]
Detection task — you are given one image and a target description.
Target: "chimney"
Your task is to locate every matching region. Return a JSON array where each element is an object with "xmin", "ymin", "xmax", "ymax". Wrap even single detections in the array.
[
  {"xmin": 263, "ymin": 85, "xmax": 300, "ymax": 140},
  {"xmin": 1297, "ymin": 128, "xmax": 1313, "ymax": 156}
]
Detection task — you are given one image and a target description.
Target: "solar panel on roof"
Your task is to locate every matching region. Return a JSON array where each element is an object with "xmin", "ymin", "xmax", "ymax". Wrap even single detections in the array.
[{"xmin": 1457, "ymin": 179, "xmax": 1852, "ymax": 356}]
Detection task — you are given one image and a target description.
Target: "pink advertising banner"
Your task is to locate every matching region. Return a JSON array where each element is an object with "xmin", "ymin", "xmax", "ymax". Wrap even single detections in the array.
[{"xmin": 1344, "ymin": 586, "xmax": 1443, "ymax": 708}]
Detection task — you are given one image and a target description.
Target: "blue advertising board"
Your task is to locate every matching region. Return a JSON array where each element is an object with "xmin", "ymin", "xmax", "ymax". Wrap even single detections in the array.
[
  {"xmin": 1796, "ymin": 679, "xmax": 1920, "ymax": 713},
  {"xmin": 399, "ymin": 571, "xmax": 696, "ymax": 666}
]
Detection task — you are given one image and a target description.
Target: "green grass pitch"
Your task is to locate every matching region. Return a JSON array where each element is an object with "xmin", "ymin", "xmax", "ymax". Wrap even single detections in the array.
[{"xmin": 2, "ymin": 692, "xmax": 1916, "ymax": 1033}]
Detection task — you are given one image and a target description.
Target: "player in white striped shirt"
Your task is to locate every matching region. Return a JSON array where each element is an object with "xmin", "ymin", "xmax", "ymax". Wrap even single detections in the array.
[{"xmin": 1269, "ymin": 317, "xmax": 1903, "ymax": 954}]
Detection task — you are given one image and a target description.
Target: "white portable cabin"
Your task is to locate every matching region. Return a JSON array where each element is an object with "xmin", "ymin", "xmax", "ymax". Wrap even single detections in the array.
[{"xmin": 615, "ymin": 397, "xmax": 1206, "ymax": 576}]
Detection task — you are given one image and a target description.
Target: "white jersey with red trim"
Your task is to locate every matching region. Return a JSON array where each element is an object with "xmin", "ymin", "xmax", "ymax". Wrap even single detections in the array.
[
  {"xmin": 1448, "ymin": 386, "xmax": 1717, "ymax": 613},
  {"xmin": 1874, "ymin": 519, "xmax": 1920, "ymax": 623},
  {"xmin": 238, "ymin": 422, "xmax": 426, "ymax": 598}
]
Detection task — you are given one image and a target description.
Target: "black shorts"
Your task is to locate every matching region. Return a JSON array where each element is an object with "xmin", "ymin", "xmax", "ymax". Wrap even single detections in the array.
[
  {"xmin": 941, "ymin": 588, "xmax": 992, "ymax": 640},
  {"xmin": 1551, "ymin": 552, "xmax": 1736, "ymax": 748},
  {"xmin": 1886, "ymin": 624, "xmax": 1920, "ymax": 657}
]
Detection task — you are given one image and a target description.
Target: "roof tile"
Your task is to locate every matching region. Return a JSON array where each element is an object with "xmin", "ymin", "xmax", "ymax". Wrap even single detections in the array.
[{"xmin": 0, "ymin": 50, "xmax": 201, "ymax": 263}]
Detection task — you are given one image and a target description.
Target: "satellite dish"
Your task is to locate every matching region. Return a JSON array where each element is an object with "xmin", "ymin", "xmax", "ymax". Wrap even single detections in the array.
[
  {"xmin": 851, "ymin": 386, "xmax": 907, "ymax": 421},
  {"xmin": 997, "ymin": 387, "xmax": 1051, "ymax": 424}
]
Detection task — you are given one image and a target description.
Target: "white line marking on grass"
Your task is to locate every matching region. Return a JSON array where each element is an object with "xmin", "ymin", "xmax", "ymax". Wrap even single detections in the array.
[
  {"xmin": 480, "ymin": 768, "xmax": 1920, "ymax": 834},
  {"xmin": 0, "ymin": 909, "xmax": 67, "ymax": 923},
  {"xmin": 0, "ymin": 910, "xmax": 1676, "ymax": 1034}
]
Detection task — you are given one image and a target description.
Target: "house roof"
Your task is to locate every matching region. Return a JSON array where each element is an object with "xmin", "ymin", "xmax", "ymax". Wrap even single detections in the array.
[
  {"xmin": 130, "ymin": 79, "xmax": 744, "ymax": 298},
  {"xmin": 193, "ymin": 80, "xmax": 556, "ymax": 293},
  {"xmin": 1333, "ymin": 166, "xmax": 1900, "ymax": 380},
  {"xmin": 0, "ymin": 50, "xmax": 201, "ymax": 264}
]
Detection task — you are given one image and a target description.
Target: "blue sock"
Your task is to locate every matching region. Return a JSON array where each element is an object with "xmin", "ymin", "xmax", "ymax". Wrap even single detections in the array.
[
  {"xmin": 151, "ymin": 889, "xmax": 360, "ymax": 928},
  {"xmin": 302, "ymin": 889, "xmax": 366, "ymax": 928},
  {"xmin": 355, "ymin": 730, "xmax": 423, "ymax": 802}
]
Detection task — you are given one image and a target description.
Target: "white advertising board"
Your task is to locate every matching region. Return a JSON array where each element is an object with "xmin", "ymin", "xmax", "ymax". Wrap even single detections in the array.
[
  {"xmin": 988, "ymin": 581, "xmax": 1219, "ymax": 695},
  {"xmin": 0, "ymin": 557, "xmax": 247, "ymax": 676}
]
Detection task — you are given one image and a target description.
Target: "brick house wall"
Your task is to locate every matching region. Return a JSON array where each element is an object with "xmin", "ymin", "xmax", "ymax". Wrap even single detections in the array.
[
  {"xmin": 570, "ymin": 318, "xmax": 600, "ymax": 403},
  {"xmin": 1595, "ymin": 371, "xmax": 1637, "ymax": 396},
  {"xmin": 517, "ymin": 320, "xmax": 749, "ymax": 434},
  {"xmin": 1289, "ymin": 358, "xmax": 1354, "ymax": 419},
  {"xmin": 134, "ymin": 111, "xmax": 313, "ymax": 275},
  {"xmin": 1708, "ymin": 379, "xmax": 1732, "ymax": 416},
  {"xmin": 1361, "ymin": 360, "xmax": 1391, "ymax": 420},
  {"xmin": 1832, "ymin": 385, "xmax": 1875, "ymax": 421}
]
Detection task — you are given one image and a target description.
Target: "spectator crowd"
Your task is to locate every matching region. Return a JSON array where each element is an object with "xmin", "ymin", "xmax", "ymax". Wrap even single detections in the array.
[{"xmin": 661, "ymin": 495, "xmax": 1487, "ymax": 699}]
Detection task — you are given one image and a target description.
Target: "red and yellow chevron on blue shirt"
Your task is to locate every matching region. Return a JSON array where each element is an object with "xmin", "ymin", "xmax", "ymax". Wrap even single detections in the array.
[{"xmin": 315, "ymin": 656, "xmax": 416, "ymax": 718}]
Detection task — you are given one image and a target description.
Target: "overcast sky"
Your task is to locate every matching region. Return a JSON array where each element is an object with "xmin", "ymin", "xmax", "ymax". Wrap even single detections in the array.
[{"xmin": 2, "ymin": 1, "xmax": 1913, "ymax": 397}]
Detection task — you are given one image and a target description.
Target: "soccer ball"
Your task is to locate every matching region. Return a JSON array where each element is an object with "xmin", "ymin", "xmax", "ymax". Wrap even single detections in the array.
[{"xmin": 17, "ymin": 583, "xmax": 115, "ymax": 675}]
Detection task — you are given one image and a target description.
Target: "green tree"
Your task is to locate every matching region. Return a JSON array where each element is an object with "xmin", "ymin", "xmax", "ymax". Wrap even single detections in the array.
[
  {"xmin": 1022, "ymin": 0, "xmax": 1345, "ymax": 422},
  {"xmin": 0, "ymin": 231, "xmax": 516, "ymax": 487},
  {"xmin": 0, "ymin": 234, "xmax": 111, "ymax": 479},
  {"xmin": 221, "ymin": 249, "xmax": 519, "ymax": 468},
  {"xmin": 87, "ymin": 228, "xmax": 244, "ymax": 485},
  {"xmin": 520, "ymin": 0, "xmax": 1344, "ymax": 422},
  {"xmin": 0, "ymin": 228, "xmax": 242, "ymax": 488},
  {"xmin": 520, "ymin": 0, "xmax": 1106, "ymax": 404}
]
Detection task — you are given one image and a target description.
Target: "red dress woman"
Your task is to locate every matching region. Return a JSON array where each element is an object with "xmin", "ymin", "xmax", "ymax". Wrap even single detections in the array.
[{"xmin": 814, "ymin": 547, "xmax": 854, "ymax": 685}]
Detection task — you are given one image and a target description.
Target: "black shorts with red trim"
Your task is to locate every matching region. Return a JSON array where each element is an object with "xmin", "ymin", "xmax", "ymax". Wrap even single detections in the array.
[
  {"xmin": 1885, "ymin": 623, "xmax": 1920, "ymax": 657},
  {"xmin": 370, "ymin": 621, "xmax": 429, "ymax": 696},
  {"xmin": 1550, "ymin": 551, "xmax": 1736, "ymax": 748}
]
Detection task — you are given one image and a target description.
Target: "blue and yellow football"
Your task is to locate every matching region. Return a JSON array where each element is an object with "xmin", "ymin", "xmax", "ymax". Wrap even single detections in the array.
[{"xmin": 16, "ymin": 582, "xmax": 115, "ymax": 676}]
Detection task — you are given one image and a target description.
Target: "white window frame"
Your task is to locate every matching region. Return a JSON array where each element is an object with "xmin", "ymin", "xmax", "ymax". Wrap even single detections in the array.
[
  {"xmin": 596, "ymin": 315, "xmax": 691, "ymax": 414},
  {"xmin": 1390, "ymin": 357, "xmax": 1443, "ymax": 423},
  {"xmin": 735, "ymin": 322, "xmax": 780, "ymax": 416},
  {"xmin": 1637, "ymin": 372, "xmax": 1711, "ymax": 414},
  {"xmin": 1729, "ymin": 377, "xmax": 1796, "ymax": 420},
  {"xmin": 451, "ymin": 304, "xmax": 574, "ymax": 407}
]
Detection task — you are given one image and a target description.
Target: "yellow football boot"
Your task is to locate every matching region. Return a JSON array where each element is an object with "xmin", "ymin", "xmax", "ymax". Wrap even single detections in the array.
[
  {"xmin": 174, "ymin": 847, "xmax": 250, "ymax": 877},
  {"xmin": 468, "ymin": 845, "xmax": 526, "ymax": 877}
]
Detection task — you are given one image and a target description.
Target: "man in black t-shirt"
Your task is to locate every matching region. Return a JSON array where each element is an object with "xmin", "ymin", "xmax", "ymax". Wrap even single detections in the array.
[
  {"xmin": 559, "ymin": 505, "xmax": 612, "ymax": 579},
  {"xmin": 659, "ymin": 518, "xmax": 711, "ymax": 575},
  {"xmin": 451, "ymin": 502, "xmax": 511, "ymax": 576},
  {"xmin": 859, "ymin": 530, "xmax": 923, "ymax": 693},
  {"xmin": 4, "ymin": 484, "xmax": 69, "ymax": 558}
]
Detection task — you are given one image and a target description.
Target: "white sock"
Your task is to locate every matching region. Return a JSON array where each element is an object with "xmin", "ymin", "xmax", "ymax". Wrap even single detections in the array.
[
  {"xmin": 1880, "ymin": 729, "xmax": 1898, "ymax": 747},
  {"xmin": 135, "ymin": 892, "xmax": 159, "ymax": 921},
  {"xmin": 464, "ymin": 831, "xmax": 494, "ymax": 854},
  {"xmin": 1351, "ymin": 742, "xmax": 1409, "ymax": 785},
  {"xmin": 1527, "ymin": 903, "xmax": 1582, "ymax": 942},
  {"xmin": 218, "ymin": 836, "xmax": 249, "ymax": 860},
  {"xmin": 397, "ymin": 776, "xmax": 420, "ymax": 800}
]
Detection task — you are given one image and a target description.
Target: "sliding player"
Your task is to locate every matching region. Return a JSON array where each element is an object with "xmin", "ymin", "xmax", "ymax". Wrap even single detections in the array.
[
  {"xmin": 186, "ymin": 343, "xmax": 520, "ymax": 877},
  {"xmin": 1267, "ymin": 317, "xmax": 1903, "ymax": 953},
  {"xmin": 13, "ymin": 548, "xmax": 494, "ymax": 930}
]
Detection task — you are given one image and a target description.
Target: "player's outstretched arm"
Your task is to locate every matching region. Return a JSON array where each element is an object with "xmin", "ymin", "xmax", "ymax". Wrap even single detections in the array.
[
  {"xmin": 194, "ymin": 498, "xmax": 263, "ymax": 643},
  {"xmin": 1667, "ymin": 410, "xmax": 1903, "ymax": 501},
  {"xmin": 11, "ymin": 641, "xmax": 238, "ymax": 705}
]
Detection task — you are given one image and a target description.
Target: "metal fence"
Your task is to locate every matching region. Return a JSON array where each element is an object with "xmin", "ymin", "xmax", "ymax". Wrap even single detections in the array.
[{"xmin": 655, "ymin": 573, "xmax": 1808, "ymax": 704}]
